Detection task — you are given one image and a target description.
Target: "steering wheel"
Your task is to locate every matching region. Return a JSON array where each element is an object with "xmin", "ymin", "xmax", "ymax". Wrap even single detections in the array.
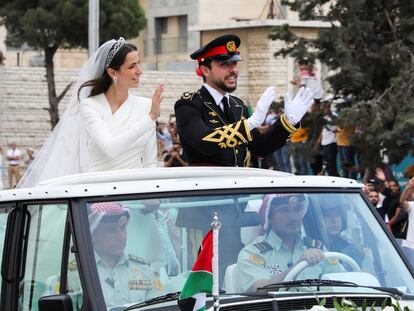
[{"xmin": 283, "ymin": 252, "xmax": 360, "ymax": 282}]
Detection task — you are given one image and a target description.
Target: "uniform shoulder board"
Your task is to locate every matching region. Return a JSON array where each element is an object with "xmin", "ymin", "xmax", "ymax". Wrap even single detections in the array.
[
  {"xmin": 68, "ymin": 260, "xmax": 78, "ymax": 271},
  {"xmin": 253, "ymin": 242, "xmax": 273, "ymax": 253},
  {"xmin": 128, "ymin": 254, "xmax": 150, "ymax": 265},
  {"xmin": 303, "ymin": 237, "xmax": 323, "ymax": 249},
  {"xmin": 181, "ymin": 91, "xmax": 200, "ymax": 100}
]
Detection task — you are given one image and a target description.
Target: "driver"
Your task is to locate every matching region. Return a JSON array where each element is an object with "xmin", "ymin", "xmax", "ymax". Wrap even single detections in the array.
[
  {"xmin": 236, "ymin": 193, "xmax": 342, "ymax": 292},
  {"xmin": 88, "ymin": 202, "xmax": 164, "ymax": 307}
]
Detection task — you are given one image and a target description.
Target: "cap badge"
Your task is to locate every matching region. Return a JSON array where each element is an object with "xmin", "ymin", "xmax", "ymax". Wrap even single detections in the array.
[
  {"xmin": 289, "ymin": 196, "xmax": 298, "ymax": 206},
  {"xmin": 226, "ymin": 41, "xmax": 236, "ymax": 52}
]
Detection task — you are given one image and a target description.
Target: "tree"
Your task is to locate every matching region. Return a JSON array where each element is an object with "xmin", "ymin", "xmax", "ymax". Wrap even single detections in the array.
[
  {"xmin": 0, "ymin": 0, "xmax": 146, "ymax": 129},
  {"xmin": 270, "ymin": 0, "xmax": 414, "ymax": 171}
]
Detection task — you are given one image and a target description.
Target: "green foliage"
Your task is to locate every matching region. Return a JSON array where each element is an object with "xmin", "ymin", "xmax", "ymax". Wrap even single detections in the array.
[
  {"xmin": 312, "ymin": 297, "xmax": 406, "ymax": 311},
  {"xmin": 270, "ymin": 0, "xmax": 414, "ymax": 168},
  {"xmin": 0, "ymin": 0, "xmax": 146, "ymax": 49}
]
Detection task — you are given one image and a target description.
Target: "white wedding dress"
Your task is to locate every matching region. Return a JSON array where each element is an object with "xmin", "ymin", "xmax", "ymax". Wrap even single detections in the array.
[
  {"xmin": 18, "ymin": 39, "xmax": 158, "ymax": 188},
  {"xmin": 81, "ymin": 93, "xmax": 157, "ymax": 171}
]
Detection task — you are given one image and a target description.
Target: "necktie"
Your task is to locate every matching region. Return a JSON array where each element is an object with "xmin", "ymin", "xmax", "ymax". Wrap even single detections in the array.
[{"xmin": 221, "ymin": 97, "xmax": 234, "ymax": 123}]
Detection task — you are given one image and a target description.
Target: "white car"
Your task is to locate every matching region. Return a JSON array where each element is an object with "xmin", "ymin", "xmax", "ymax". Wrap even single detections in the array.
[{"xmin": 0, "ymin": 167, "xmax": 413, "ymax": 311}]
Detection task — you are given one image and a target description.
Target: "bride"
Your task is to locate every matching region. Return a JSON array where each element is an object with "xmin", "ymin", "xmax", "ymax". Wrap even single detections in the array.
[{"xmin": 18, "ymin": 38, "xmax": 164, "ymax": 188}]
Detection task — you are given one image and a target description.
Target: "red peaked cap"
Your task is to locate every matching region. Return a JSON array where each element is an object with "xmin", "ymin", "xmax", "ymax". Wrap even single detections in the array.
[{"xmin": 190, "ymin": 34, "xmax": 242, "ymax": 64}]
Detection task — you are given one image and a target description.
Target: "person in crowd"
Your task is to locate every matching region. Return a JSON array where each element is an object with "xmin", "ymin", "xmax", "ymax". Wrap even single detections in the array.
[
  {"xmin": 269, "ymin": 107, "xmax": 291, "ymax": 173},
  {"xmin": 157, "ymin": 114, "xmax": 178, "ymax": 155},
  {"xmin": 404, "ymin": 165, "xmax": 414, "ymax": 182},
  {"xmin": 76, "ymin": 202, "xmax": 164, "ymax": 307},
  {"xmin": 319, "ymin": 204, "xmax": 365, "ymax": 267},
  {"xmin": 163, "ymin": 141, "xmax": 188, "ymax": 167},
  {"xmin": 174, "ymin": 34, "xmax": 314, "ymax": 167},
  {"xmin": 336, "ymin": 125, "xmax": 357, "ymax": 179},
  {"xmin": 18, "ymin": 38, "xmax": 164, "ymax": 187},
  {"xmin": 6, "ymin": 141, "xmax": 21, "ymax": 189},
  {"xmin": 400, "ymin": 176, "xmax": 414, "ymax": 243},
  {"xmin": 236, "ymin": 193, "xmax": 342, "ymax": 292},
  {"xmin": 0, "ymin": 50, "xmax": 5, "ymax": 66},
  {"xmin": 291, "ymin": 59, "xmax": 324, "ymax": 102},
  {"xmin": 250, "ymin": 120, "xmax": 277, "ymax": 170},
  {"xmin": 369, "ymin": 190, "xmax": 386, "ymax": 221},
  {"xmin": 320, "ymin": 103, "xmax": 339, "ymax": 176},
  {"xmin": 289, "ymin": 126, "xmax": 309, "ymax": 175},
  {"xmin": 290, "ymin": 59, "xmax": 325, "ymax": 175},
  {"xmin": 25, "ymin": 147, "xmax": 35, "ymax": 167},
  {"xmin": 375, "ymin": 166, "xmax": 403, "ymax": 236}
]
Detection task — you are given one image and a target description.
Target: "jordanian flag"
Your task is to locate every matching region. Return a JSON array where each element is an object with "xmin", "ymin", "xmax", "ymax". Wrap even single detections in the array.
[{"xmin": 178, "ymin": 229, "xmax": 218, "ymax": 311}]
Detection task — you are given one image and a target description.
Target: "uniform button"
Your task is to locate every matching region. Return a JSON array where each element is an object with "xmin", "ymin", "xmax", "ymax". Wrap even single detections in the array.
[{"xmin": 236, "ymin": 150, "xmax": 239, "ymax": 154}]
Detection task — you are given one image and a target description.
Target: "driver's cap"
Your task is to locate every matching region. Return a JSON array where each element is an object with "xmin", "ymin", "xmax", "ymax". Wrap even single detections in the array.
[
  {"xmin": 259, "ymin": 193, "xmax": 308, "ymax": 233},
  {"xmin": 88, "ymin": 202, "xmax": 131, "ymax": 233}
]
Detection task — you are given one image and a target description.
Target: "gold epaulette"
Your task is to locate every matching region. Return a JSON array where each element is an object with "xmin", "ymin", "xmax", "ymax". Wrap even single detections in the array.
[
  {"xmin": 181, "ymin": 91, "xmax": 200, "ymax": 100},
  {"xmin": 253, "ymin": 242, "xmax": 273, "ymax": 253},
  {"xmin": 303, "ymin": 237, "xmax": 323, "ymax": 249},
  {"xmin": 128, "ymin": 254, "xmax": 150, "ymax": 265},
  {"xmin": 280, "ymin": 114, "xmax": 299, "ymax": 138},
  {"xmin": 202, "ymin": 119, "xmax": 252, "ymax": 148},
  {"xmin": 248, "ymin": 253, "xmax": 265, "ymax": 266}
]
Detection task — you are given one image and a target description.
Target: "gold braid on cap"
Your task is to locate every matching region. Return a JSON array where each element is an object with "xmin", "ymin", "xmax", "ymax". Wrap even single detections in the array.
[{"xmin": 105, "ymin": 37, "xmax": 126, "ymax": 69}]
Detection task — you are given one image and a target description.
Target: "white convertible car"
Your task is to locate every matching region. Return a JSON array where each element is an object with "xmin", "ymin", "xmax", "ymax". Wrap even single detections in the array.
[{"xmin": 0, "ymin": 167, "xmax": 413, "ymax": 311}]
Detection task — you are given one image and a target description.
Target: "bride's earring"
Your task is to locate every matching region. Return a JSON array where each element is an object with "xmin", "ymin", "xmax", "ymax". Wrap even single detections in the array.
[{"xmin": 113, "ymin": 76, "xmax": 118, "ymax": 86}]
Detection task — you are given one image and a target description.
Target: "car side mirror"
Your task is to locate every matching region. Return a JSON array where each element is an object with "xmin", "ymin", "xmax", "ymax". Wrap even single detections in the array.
[{"xmin": 38, "ymin": 294, "xmax": 73, "ymax": 311}]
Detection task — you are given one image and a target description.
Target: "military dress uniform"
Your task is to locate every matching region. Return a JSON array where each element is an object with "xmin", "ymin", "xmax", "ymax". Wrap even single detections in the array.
[
  {"xmin": 95, "ymin": 253, "xmax": 164, "ymax": 307},
  {"xmin": 175, "ymin": 87, "xmax": 298, "ymax": 166},
  {"xmin": 175, "ymin": 34, "xmax": 298, "ymax": 167},
  {"xmin": 236, "ymin": 230, "xmax": 343, "ymax": 292}
]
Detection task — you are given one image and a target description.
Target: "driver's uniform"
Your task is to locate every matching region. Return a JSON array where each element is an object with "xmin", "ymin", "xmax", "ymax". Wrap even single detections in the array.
[
  {"xmin": 236, "ymin": 230, "xmax": 343, "ymax": 292},
  {"xmin": 95, "ymin": 253, "xmax": 164, "ymax": 307}
]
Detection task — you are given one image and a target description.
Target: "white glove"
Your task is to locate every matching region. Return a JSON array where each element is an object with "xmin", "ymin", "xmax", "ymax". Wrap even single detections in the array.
[
  {"xmin": 284, "ymin": 87, "xmax": 314, "ymax": 125},
  {"xmin": 247, "ymin": 87, "xmax": 277, "ymax": 130}
]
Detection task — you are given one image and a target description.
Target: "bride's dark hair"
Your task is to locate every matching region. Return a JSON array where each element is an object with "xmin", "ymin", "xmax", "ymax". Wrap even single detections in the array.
[{"xmin": 77, "ymin": 43, "xmax": 138, "ymax": 101}]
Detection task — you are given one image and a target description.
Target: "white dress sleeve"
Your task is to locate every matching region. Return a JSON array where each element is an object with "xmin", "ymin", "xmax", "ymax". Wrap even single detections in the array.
[
  {"xmin": 141, "ymin": 129, "xmax": 158, "ymax": 168},
  {"xmin": 80, "ymin": 98, "xmax": 155, "ymax": 159}
]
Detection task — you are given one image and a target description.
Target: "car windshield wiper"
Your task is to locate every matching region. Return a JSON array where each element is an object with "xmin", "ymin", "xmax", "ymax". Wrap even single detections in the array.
[
  {"xmin": 123, "ymin": 289, "xmax": 272, "ymax": 310},
  {"xmin": 124, "ymin": 291, "xmax": 181, "ymax": 310},
  {"xmin": 257, "ymin": 279, "xmax": 404, "ymax": 299}
]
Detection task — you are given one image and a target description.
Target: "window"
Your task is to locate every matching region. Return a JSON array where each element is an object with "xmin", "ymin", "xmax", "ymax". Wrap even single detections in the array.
[
  {"xmin": 20, "ymin": 203, "xmax": 76, "ymax": 311},
  {"xmin": 154, "ymin": 15, "xmax": 188, "ymax": 54},
  {"xmin": 84, "ymin": 192, "xmax": 414, "ymax": 309}
]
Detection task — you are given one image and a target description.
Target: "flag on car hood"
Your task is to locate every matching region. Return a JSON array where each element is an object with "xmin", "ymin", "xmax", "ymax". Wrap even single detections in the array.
[{"xmin": 178, "ymin": 229, "xmax": 214, "ymax": 311}]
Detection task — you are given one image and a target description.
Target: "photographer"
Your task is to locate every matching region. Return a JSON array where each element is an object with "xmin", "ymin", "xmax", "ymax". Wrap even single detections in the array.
[{"xmin": 163, "ymin": 141, "xmax": 188, "ymax": 167}]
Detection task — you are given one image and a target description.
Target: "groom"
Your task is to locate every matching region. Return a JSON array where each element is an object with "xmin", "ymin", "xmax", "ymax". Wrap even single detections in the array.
[{"xmin": 174, "ymin": 34, "xmax": 314, "ymax": 167}]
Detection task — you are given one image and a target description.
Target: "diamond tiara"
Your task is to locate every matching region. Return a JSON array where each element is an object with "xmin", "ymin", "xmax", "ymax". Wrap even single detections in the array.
[{"xmin": 104, "ymin": 37, "xmax": 126, "ymax": 69}]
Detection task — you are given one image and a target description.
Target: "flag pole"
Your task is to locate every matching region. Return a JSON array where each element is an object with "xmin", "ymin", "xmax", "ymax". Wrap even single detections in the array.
[{"xmin": 211, "ymin": 212, "xmax": 221, "ymax": 311}]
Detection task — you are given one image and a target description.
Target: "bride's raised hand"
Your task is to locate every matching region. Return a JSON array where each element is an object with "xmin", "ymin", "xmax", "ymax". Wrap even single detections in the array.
[{"xmin": 149, "ymin": 83, "xmax": 164, "ymax": 120}]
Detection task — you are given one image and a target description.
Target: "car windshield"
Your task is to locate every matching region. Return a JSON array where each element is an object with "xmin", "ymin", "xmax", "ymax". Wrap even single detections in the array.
[{"xmin": 85, "ymin": 191, "xmax": 414, "ymax": 309}]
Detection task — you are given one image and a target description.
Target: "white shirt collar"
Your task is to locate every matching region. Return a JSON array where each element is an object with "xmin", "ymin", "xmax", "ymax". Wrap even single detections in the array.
[{"xmin": 203, "ymin": 83, "xmax": 230, "ymax": 107}]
